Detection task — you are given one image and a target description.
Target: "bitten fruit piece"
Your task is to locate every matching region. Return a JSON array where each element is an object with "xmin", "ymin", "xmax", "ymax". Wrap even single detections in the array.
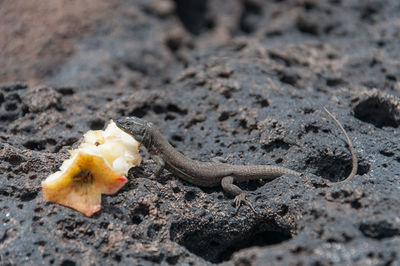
[
  {"xmin": 42, "ymin": 152, "xmax": 128, "ymax": 216},
  {"xmin": 42, "ymin": 120, "xmax": 141, "ymax": 216}
]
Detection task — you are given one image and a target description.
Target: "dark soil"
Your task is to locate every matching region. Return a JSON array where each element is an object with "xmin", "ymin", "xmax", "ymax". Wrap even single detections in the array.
[{"xmin": 1, "ymin": 0, "xmax": 400, "ymax": 265}]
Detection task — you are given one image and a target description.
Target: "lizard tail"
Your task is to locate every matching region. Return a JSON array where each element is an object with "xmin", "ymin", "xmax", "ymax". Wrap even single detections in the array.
[{"xmin": 323, "ymin": 107, "xmax": 358, "ymax": 182}]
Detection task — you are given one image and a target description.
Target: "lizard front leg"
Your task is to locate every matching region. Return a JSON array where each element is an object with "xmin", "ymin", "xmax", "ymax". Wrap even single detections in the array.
[
  {"xmin": 221, "ymin": 176, "xmax": 256, "ymax": 213},
  {"xmin": 149, "ymin": 155, "xmax": 165, "ymax": 179}
]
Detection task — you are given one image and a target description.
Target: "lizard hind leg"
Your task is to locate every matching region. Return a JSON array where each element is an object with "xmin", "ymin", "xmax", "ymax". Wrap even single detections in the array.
[{"xmin": 221, "ymin": 176, "xmax": 256, "ymax": 213}]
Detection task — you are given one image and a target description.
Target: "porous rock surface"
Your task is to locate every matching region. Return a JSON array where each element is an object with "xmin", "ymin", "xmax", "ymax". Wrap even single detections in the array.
[{"xmin": 1, "ymin": 0, "xmax": 400, "ymax": 265}]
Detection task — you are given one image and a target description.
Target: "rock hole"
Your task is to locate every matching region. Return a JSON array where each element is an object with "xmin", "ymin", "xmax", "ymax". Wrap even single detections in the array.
[
  {"xmin": 166, "ymin": 255, "xmax": 179, "ymax": 265},
  {"xmin": 34, "ymin": 207, "xmax": 44, "ymax": 213},
  {"xmin": 239, "ymin": 0, "xmax": 262, "ymax": 34},
  {"xmin": 359, "ymin": 221, "xmax": 400, "ymax": 240},
  {"xmin": 171, "ymin": 135, "xmax": 184, "ymax": 142},
  {"xmin": 261, "ymin": 140, "xmax": 290, "ymax": 153},
  {"xmin": 269, "ymin": 52, "xmax": 292, "ymax": 67},
  {"xmin": 305, "ymin": 124, "xmax": 319, "ymax": 133},
  {"xmin": 327, "ymin": 237, "xmax": 338, "ymax": 243},
  {"xmin": 47, "ymin": 138, "xmax": 57, "ymax": 145},
  {"xmin": 376, "ymin": 40, "xmax": 385, "ymax": 47},
  {"xmin": 60, "ymin": 260, "xmax": 76, "ymax": 266},
  {"xmin": 130, "ymin": 203, "xmax": 150, "ymax": 225},
  {"xmin": 311, "ymin": 153, "xmax": 367, "ymax": 182},
  {"xmin": 218, "ymin": 111, "xmax": 230, "ymax": 121},
  {"xmin": 174, "ymin": 0, "xmax": 209, "ymax": 35},
  {"xmin": 0, "ymin": 190, "xmax": 10, "ymax": 197},
  {"xmin": 131, "ymin": 215, "xmax": 143, "ymax": 225},
  {"xmin": 172, "ymin": 187, "xmax": 181, "ymax": 193},
  {"xmin": 277, "ymin": 204, "xmax": 289, "ymax": 216},
  {"xmin": 167, "ymin": 103, "xmax": 187, "ymax": 115},
  {"xmin": 5, "ymin": 102, "xmax": 17, "ymax": 111},
  {"xmin": 165, "ymin": 114, "xmax": 176, "ymax": 121},
  {"xmin": 34, "ymin": 240, "xmax": 46, "ymax": 246},
  {"xmin": 55, "ymin": 87, "xmax": 75, "ymax": 95},
  {"xmin": 239, "ymin": 119, "xmax": 247, "ymax": 129},
  {"xmin": 124, "ymin": 60, "xmax": 148, "ymax": 75},
  {"xmin": 258, "ymin": 99, "xmax": 269, "ymax": 108},
  {"xmin": 6, "ymin": 154, "xmax": 24, "ymax": 166},
  {"xmin": 380, "ymin": 150, "xmax": 394, "ymax": 157},
  {"xmin": 130, "ymin": 105, "xmax": 150, "ymax": 118},
  {"xmin": 326, "ymin": 77, "xmax": 347, "ymax": 87},
  {"xmin": 301, "ymin": 0, "xmax": 317, "ymax": 10},
  {"xmin": 360, "ymin": 2, "xmax": 382, "ymax": 22},
  {"xmin": 330, "ymin": 0, "xmax": 342, "ymax": 5},
  {"xmin": 185, "ymin": 116, "xmax": 206, "ymax": 128},
  {"xmin": 296, "ymin": 16, "xmax": 319, "ymax": 35},
  {"xmin": 330, "ymin": 190, "xmax": 351, "ymax": 199},
  {"xmin": 342, "ymin": 233, "xmax": 353, "ymax": 242},
  {"xmin": 153, "ymin": 104, "xmax": 164, "ymax": 114},
  {"xmin": 88, "ymin": 118, "xmax": 105, "ymax": 130},
  {"xmin": 386, "ymin": 74, "xmax": 397, "ymax": 82},
  {"xmin": 277, "ymin": 71, "xmax": 299, "ymax": 86},
  {"xmin": 357, "ymin": 160, "xmax": 370, "ymax": 175},
  {"xmin": 367, "ymin": 252, "xmax": 375, "ymax": 258},
  {"xmin": 23, "ymin": 140, "xmax": 46, "ymax": 151},
  {"xmin": 291, "ymin": 246, "xmax": 305, "ymax": 254},
  {"xmin": 350, "ymin": 199, "xmax": 362, "ymax": 209},
  {"xmin": 165, "ymin": 36, "xmax": 181, "ymax": 53},
  {"xmin": 170, "ymin": 217, "xmax": 293, "ymax": 263},
  {"xmin": 20, "ymin": 191, "xmax": 38, "ymax": 202},
  {"xmin": 184, "ymin": 190, "xmax": 197, "ymax": 201},
  {"xmin": 354, "ymin": 95, "xmax": 400, "ymax": 128},
  {"xmin": 147, "ymin": 223, "xmax": 162, "ymax": 238},
  {"xmin": 266, "ymin": 30, "xmax": 283, "ymax": 38}
]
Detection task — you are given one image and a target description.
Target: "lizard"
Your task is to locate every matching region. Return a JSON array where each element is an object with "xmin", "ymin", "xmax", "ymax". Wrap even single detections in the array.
[{"xmin": 116, "ymin": 107, "xmax": 357, "ymax": 212}]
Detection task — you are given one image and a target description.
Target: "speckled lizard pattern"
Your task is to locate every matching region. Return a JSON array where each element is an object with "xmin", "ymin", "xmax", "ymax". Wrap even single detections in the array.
[{"xmin": 116, "ymin": 108, "xmax": 357, "ymax": 212}]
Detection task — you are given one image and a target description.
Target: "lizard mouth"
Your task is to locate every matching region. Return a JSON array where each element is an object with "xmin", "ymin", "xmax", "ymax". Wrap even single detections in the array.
[
  {"xmin": 116, "ymin": 116, "xmax": 145, "ymax": 130},
  {"xmin": 115, "ymin": 116, "xmax": 147, "ymax": 143}
]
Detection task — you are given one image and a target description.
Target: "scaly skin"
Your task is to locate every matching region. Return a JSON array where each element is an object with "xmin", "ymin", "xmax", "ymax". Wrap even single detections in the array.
[{"xmin": 116, "ymin": 112, "xmax": 357, "ymax": 212}]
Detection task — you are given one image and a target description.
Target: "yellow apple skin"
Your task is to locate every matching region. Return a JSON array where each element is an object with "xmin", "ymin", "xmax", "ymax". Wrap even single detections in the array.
[{"xmin": 42, "ymin": 152, "xmax": 128, "ymax": 216}]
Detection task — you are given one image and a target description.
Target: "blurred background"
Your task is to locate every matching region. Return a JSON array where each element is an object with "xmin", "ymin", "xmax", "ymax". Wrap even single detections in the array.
[{"xmin": 2, "ymin": 0, "xmax": 398, "ymax": 93}]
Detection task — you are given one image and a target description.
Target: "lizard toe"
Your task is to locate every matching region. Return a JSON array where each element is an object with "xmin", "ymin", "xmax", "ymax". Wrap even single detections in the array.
[
  {"xmin": 233, "ymin": 194, "xmax": 244, "ymax": 212},
  {"xmin": 243, "ymin": 198, "xmax": 256, "ymax": 213},
  {"xmin": 234, "ymin": 193, "xmax": 256, "ymax": 213}
]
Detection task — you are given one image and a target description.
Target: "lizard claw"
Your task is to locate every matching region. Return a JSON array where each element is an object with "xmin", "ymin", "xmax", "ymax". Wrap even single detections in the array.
[{"xmin": 234, "ymin": 193, "xmax": 257, "ymax": 213}]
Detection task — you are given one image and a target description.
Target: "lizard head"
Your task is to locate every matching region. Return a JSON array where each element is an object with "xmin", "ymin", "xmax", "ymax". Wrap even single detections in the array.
[{"xmin": 115, "ymin": 116, "xmax": 150, "ymax": 143}]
